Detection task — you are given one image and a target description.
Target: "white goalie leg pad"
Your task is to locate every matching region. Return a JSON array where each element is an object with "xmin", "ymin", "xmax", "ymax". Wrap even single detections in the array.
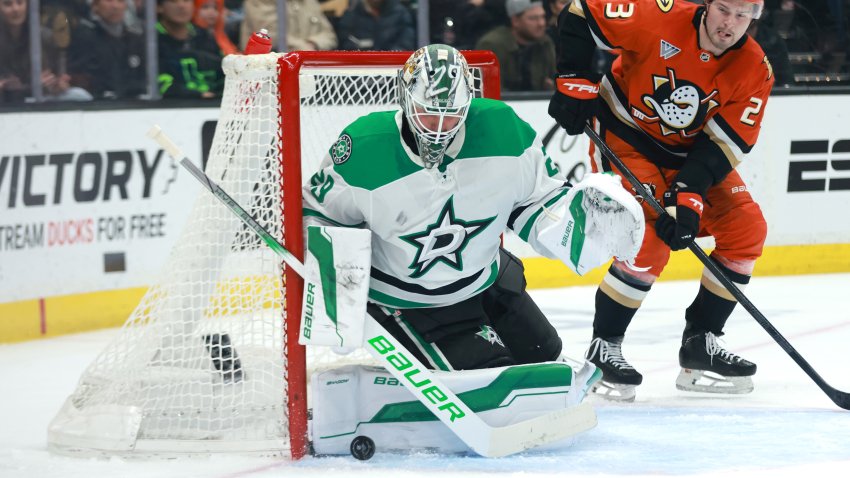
[
  {"xmin": 310, "ymin": 362, "xmax": 598, "ymax": 456},
  {"xmin": 559, "ymin": 355, "xmax": 603, "ymax": 400},
  {"xmin": 310, "ymin": 365, "xmax": 466, "ymax": 455},
  {"xmin": 536, "ymin": 173, "xmax": 645, "ymax": 275},
  {"xmin": 299, "ymin": 226, "xmax": 372, "ymax": 349}
]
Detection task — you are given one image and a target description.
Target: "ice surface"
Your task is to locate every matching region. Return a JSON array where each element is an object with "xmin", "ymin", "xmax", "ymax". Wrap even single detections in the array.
[{"xmin": 2, "ymin": 274, "xmax": 849, "ymax": 477}]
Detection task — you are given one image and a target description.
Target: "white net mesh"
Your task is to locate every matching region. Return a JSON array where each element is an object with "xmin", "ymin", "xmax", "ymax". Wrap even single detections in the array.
[
  {"xmin": 47, "ymin": 52, "xmax": 485, "ymax": 458},
  {"xmin": 49, "ymin": 54, "xmax": 288, "ymax": 456}
]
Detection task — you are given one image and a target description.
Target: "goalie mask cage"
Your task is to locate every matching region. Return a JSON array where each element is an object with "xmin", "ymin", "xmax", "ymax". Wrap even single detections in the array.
[{"xmin": 47, "ymin": 51, "xmax": 500, "ymax": 460}]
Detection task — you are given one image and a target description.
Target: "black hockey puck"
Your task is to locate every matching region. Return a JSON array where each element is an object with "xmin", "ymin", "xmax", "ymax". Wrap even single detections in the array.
[{"xmin": 350, "ymin": 435, "xmax": 375, "ymax": 460}]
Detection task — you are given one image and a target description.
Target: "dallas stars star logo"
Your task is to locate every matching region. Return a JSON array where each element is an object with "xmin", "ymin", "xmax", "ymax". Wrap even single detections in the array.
[
  {"xmin": 400, "ymin": 197, "xmax": 495, "ymax": 278},
  {"xmin": 475, "ymin": 325, "xmax": 505, "ymax": 347}
]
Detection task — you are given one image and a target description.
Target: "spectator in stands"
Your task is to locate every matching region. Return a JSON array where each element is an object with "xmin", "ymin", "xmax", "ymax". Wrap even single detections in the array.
[
  {"xmin": 544, "ymin": 0, "xmax": 567, "ymax": 50},
  {"xmin": 475, "ymin": 0, "xmax": 555, "ymax": 91},
  {"xmin": 454, "ymin": 0, "xmax": 509, "ymax": 50},
  {"xmin": 748, "ymin": 12, "xmax": 794, "ymax": 86},
  {"xmin": 124, "ymin": 0, "xmax": 146, "ymax": 33},
  {"xmin": 319, "ymin": 0, "xmax": 349, "ymax": 25},
  {"xmin": 42, "ymin": 0, "xmax": 90, "ymax": 23},
  {"xmin": 0, "ymin": 0, "xmax": 92, "ymax": 102},
  {"xmin": 240, "ymin": 0, "xmax": 336, "ymax": 52},
  {"xmin": 337, "ymin": 0, "xmax": 414, "ymax": 51},
  {"xmin": 770, "ymin": 0, "xmax": 832, "ymax": 52},
  {"xmin": 195, "ymin": 0, "xmax": 218, "ymax": 27},
  {"xmin": 194, "ymin": 0, "xmax": 239, "ymax": 55},
  {"xmin": 810, "ymin": 0, "xmax": 848, "ymax": 78},
  {"xmin": 428, "ymin": 0, "xmax": 462, "ymax": 46},
  {"xmin": 221, "ymin": 0, "xmax": 243, "ymax": 46},
  {"xmin": 68, "ymin": 0, "xmax": 147, "ymax": 99},
  {"xmin": 157, "ymin": 0, "xmax": 224, "ymax": 99}
]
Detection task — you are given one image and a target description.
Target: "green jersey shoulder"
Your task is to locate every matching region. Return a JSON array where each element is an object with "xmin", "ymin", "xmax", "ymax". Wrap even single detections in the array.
[
  {"xmin": 328, "ymin": 110, "xmax": 419, "ymax": 191},
  {"xmin": 456, "ymin": 98, "xmax": 538, "ymax": 160}
]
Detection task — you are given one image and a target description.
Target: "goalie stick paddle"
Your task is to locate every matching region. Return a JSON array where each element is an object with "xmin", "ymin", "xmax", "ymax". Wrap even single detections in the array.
[
  {"xmin": 584, "ymin": 125, "xmax": 850, "ymax": 410},
  {"xmin": 147, "ymin": 125, "xmax": 599, "ymax": 456}
]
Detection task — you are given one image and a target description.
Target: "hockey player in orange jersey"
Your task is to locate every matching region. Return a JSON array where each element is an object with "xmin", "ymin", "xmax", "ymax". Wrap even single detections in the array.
[{"xmin": 548, "ymin": 0, "xmax": 773, "ymax": 401}]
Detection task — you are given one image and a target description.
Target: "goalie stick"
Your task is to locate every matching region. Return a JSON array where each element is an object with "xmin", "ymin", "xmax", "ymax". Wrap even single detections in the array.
[
  {"xmin": 584, "ymin": 124, "xmax": 850, "ymax": 410},
  {"xmin": 147, "ymin": 125, "xmax": 599, "ymax": 457}
]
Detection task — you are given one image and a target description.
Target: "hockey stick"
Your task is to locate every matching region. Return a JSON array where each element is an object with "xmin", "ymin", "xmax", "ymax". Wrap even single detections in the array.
[
  {"xmin": 147, "ymin": 125, "xmax": 304, "ymax": 276},
  {"xmin": 584, "ymin": 124, "xmax": 850, "ymax": 410},
  {"xmin": 148, "ymin": 125, "xmax": 599, "ymax": 456}
]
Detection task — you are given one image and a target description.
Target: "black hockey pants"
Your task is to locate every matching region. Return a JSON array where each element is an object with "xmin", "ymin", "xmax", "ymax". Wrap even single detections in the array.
[{"xmin": 367, "ymin": 248, "xmax": 563, "ymax": 371}]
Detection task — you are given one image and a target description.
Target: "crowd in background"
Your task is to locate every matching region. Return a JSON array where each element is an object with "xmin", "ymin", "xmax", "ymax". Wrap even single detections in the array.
[{"xmin": 0, "ymin": 0, "xmax": 848, "ymax": 104}]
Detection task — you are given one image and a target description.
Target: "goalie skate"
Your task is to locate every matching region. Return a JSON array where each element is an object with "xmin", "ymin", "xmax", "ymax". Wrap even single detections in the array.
[{"xmin": 675, "ymin": 331, "xmax": 756, "ymax": 394}]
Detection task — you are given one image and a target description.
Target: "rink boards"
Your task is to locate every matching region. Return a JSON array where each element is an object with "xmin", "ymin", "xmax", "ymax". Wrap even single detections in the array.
[{"xmin": 1, "ymin": 95, "xmax": 849, "ymax": 342}]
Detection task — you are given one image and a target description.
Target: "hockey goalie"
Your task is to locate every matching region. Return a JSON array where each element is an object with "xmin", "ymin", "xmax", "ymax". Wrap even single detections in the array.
[{"xmin": 300, "ymin": 44, "xmax": 645, "ymax": 458}]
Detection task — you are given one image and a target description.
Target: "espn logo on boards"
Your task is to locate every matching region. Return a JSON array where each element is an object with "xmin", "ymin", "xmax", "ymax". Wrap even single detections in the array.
[{"xmin": 787, "ymin": 140, "xmax": 850, "ymax": 192}]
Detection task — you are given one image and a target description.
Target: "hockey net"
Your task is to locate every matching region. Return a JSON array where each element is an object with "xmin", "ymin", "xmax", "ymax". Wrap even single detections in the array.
[{"xmin": 47, "ymin": 51, "xmax": 499, "ymax": 459}]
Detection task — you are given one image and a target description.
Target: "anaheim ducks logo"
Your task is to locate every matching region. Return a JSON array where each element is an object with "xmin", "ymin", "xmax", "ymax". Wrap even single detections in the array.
[{"xmin": 631, "ymin": 68, "xmax": 719, "ymax": 138}]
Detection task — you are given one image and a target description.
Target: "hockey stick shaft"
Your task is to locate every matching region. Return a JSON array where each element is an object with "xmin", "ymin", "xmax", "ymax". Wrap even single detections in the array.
[
  {"xmin": 584, "ymin": 125, "xmax": 850, "ymax": 410},
  {"xmin": 147, "ymin": 125, "xmax": 304, "ymax": 276},
  {"xmin": 149, "ymin": 125, "xmax": 596, "ymax": 455}
]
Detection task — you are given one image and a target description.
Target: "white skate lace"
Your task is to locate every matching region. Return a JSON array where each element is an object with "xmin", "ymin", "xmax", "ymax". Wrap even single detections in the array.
[
  {"xmin": 591, "ymin": 338, "xmax": 635, "ymax": 370},
  {"xmin": 704, "ymin": 332, "xmax": 744, "ymax": 364}
]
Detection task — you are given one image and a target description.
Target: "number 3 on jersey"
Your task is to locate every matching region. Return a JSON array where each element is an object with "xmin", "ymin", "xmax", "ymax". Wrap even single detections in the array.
[{"xmin": 605, "ymin": 2, "xmax": 635, "ymax": 18}]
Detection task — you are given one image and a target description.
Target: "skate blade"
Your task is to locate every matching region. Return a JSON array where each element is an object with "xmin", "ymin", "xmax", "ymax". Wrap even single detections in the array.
[
  {"xmin": 590, "ymin": 380, "xmax": 636, "ymax": 402},
  {"xmin": 675, "ymin": 368, "xmax": 754, "ymax": 394}
]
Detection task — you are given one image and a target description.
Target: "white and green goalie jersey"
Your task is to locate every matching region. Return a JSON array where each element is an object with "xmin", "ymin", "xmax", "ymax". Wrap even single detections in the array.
[{"xmin": 302, "ymin": 98, "xmax": 569, "ymax": 309}]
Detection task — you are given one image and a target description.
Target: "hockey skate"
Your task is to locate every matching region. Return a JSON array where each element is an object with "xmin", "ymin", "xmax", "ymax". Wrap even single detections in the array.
[
  {"xmin": 676, "ymin": 330, "xmax": 756, "ymax": 394},
  {"xmin": 585, "ymin": 336, "xmax": 643, "ymax": 402}
]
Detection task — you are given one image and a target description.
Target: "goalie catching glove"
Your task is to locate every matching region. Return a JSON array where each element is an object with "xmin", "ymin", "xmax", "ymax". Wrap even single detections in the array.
[{"xmin": 535, "ymin": 173, "xmax": 644, "ymax": 275}]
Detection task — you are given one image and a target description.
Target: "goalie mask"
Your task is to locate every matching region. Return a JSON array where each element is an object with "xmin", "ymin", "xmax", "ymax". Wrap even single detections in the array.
[{"xmin": 398, "ymin": 44, "xmax": 473, "ymax": 169}]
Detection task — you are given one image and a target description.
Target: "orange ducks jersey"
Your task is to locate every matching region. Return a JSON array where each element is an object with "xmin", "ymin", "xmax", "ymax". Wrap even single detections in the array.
[{"xmin": 569, "ymin": 0, "xmax": 773, "ymax": 172}]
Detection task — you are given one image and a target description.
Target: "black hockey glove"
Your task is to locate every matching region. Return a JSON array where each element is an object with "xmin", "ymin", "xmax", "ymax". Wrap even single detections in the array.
[
  {"xmin": 548, "ymin": 72, "xmax": 601, "ymax": 135},
  {"xmin": 654, "ymin": 187, "xmax": 704, "ymax": 251}
]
